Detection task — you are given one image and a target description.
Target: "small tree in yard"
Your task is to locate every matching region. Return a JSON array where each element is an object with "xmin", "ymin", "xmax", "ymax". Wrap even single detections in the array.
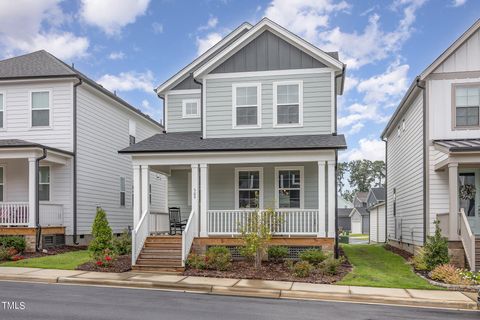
[
  {"xmin": 424, "ymin": 220, "xmax": 450, "ymax": 270},
  {"xmin": 89, "ymin": 207, "xmax": 113, "ymax": 259}
]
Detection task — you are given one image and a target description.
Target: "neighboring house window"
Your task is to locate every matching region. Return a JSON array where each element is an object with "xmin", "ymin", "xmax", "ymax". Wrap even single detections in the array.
[
  {"xmin": 275, "ymin": 167, "xmax": 304, "ymax": 208},
  {"xmin": 232, "ymin": 83, "xmax": 261, "ymax": 128},
  {"xmin": 0, "ymin": 166, "xmax": 4, "ymax": 202},
  {"xmin": 120, "ymin": 177, "xmax": 126, "ymax": 207},
  {"xmin": 273, "ymin": 81, "xmax": 303, "ymax": 127},
  {"xmin": 235, "ymin": 168, "xmax": 263, "ymax": 209},
  {"xmin": 129, "ymin": 135, "xmax": 136, "ymax": 146},
  {"xmin": 39, "ymin": 166, "xmax": 50, "ymax": 201},
  {"xmin": 182, "ymin": 99, "xmax": 200, "ymax": 118},
  {"xmin": 31, "ymin": 91, "xmax": 50, "ymax": 127},
  {"xmin": 128, "ymin": 119, "xmax": 136, "ymax": 145},
  {"xmin": 455, "ymin": 86, "xmax": 480, "ymax": 127},
  {"xmin": 0, "ymin": 92, "xmax": 4, "ymax": 129}
]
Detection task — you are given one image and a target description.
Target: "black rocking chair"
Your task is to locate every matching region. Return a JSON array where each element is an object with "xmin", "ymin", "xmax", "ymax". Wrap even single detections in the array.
[{"xmin": 169, "ymin": 207, "xmax": 187, "ymax": 235}]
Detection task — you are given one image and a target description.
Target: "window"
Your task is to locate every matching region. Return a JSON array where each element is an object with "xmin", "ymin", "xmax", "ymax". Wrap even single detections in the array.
[
  {"xmin": 39, "ymin": 166, "xmax": 50, "ymax": 201},
  {"xmin": 275, "ymin": 167, "xmax": 304, "ymax": 208},
  {"xmin": 31, "ymin": 91, "xmax": 50, "ymax": 127},
  {"xmin": 149, "ymin": 183, "xmax": 152, "ymax": 205},
  {"xmin": 0, "ymin": 93, "xmax": 4, "ymax": 129},
  {"xmin": 182, "ymin": 99, "xmax": 200, "ymax": 118},
  {"xmin": 455, "ymin": 85, "xmax": 480, "ymax": 127},
  {"xmin": 0, "ymin": 167, "xmax": 4, "ymax": 202},
  {"xmin": 235, "ymin": 168, "xmax": 263, "ymax": 209},
  {"xmin": 128, "ymin": 119, "xmax": 136, "ymax": 145},
  {"xmin": 273, "ymin": 81, "xmax": 303, "ymax": 126},
  {"xmin": 233, "ymin": 83, "xmax": 261, "ymax": 128},
  {"xmin": 120, "ymin": 177, "xmax": 126, "ymax": 207},
  {"xmin": 129, "ymin": 135, "xmax": 136, "ymax": 146}
]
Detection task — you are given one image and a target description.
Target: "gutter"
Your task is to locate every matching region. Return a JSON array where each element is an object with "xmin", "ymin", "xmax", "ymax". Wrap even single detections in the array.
[
  {"xmin": 73, "ymin": 78, "xmax": 83, "ymax": 245},
  {"xmin": 35, "ymin": 148, "xmax": 47, "ymax": 251},
  {"xmin": 192, "ymin": 74, "xmax": 203, "ymax": 138},
  {"xmin": 159, "ymin": 95, "xmax": 166, "ymax": 133},
  {"xmin": 334, "ymin": 149, "xmax": 339, "ymax": 259}
]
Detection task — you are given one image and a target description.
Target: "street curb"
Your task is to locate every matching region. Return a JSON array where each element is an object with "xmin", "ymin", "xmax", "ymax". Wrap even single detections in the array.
[{"xmin": 0, "ymin": 274, "xmax": 58, "ymax": 284}]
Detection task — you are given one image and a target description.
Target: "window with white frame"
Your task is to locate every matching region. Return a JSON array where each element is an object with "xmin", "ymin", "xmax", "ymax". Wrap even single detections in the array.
[
  {"xmin": 0, "ymin": 166, "xmax": 4, "ymax": 202},
  {"xmin": 182, "ymin": 99, "xmax": 200, "ymax": 118},
  {"xmin": 120, "ymin": 177, "xmax": 126, "ymax": 207},
  {"xmin": 455, "ymin": 85, "xmax": 480, "ymax": 127},
  {"xmin": 276, "ymin": 167, "xmax": 303, "ymax": 208},
  {"xmin": 31, "ymin": 91, "xmax": 50, "ymax": 127},
  {"xmin": 39, "ymin": 166, "xmax": 50, "ymax": 201},
  {"xmin": 236, "ymin": 168, "xmax": 262, "ymax": 209},
  {"xmin": 274, "ymin": 81, "xmax": 303, "ymax": 126},
  {"xmin": 0, "ymin": 93, "xmax": 4, "ymax": 129},
  {"xmin": 233, "ymin": 84, "xmax": 261, "ymax": 127}
]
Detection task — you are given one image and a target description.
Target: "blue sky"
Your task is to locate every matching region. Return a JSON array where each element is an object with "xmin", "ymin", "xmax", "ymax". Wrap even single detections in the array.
[{"xmin": 0, "ymin": 0, "xmax": 478, "ymax": 161}]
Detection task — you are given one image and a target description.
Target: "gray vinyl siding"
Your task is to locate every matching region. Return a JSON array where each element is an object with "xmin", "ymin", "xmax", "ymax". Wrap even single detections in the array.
[
  {"xmin": 205, "ymin": 71, "xmax": 332, "ymax": 138},
  {"xmin": 167, "ymin": 169, "xmax": 191, "ymax": 220},
  {"xmin": 150, "ymin": 172, "xmax": 167, "ymax": 213},
  {"xmin": 386, "ymin": 93, "xmax": 424, "ymax": 245},
  {"xmin": 166, "ymin": 92, "xmax": 201, "ymax": 132},
  {"xmin": 362, "ymin": 214, "xmax": 370, "ymax": 234},
  {"xmin": 212, "ymin": 31, "xmax": 326, "ymax": 73}
]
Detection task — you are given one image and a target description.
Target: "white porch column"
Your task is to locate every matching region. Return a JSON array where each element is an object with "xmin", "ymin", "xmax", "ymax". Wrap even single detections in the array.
[
  {"xmin": 191, "ymin": 164, "xmax": 199, "ymax": 216},
  {"xmin": 327, "ymin": 160, "xmax": 336, "ymax": 238},
  {"xmin": 141, "ymin": 165, "xmax": 150, "ymax": 216},
  {"xmin": 28, "ymin": 157, "xmax": 36, "ymax": 227},
  {"xmin": 199, "ymin": 163, "xmax": 209, "ymax": 237},
  {"xmin": 317, "ymin": 161, "xmax": 326, "ymax": 237},
  {"xmin": 133, "ymin": 164, "xmax": 141, "ymax": 228},
  {"xmin": 448, "ymin": 162, "xmax": 459, "ymax": 240}
]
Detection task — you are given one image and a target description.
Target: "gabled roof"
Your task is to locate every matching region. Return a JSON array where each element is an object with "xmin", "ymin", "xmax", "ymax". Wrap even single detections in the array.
[
  {"xmin": 367, "ymin": 187, "xmax": 385, "ymax": 208},
  {"xmin": 349, "ymin": 207, "xmax": 368, "ymax": 218},
  {"xmin": 354, "ymin": 192, "xmax": 368, "ymax": 203},
  {"xmin": 338, "ymin": 208, "xmax": 352, "ymax": 218}
]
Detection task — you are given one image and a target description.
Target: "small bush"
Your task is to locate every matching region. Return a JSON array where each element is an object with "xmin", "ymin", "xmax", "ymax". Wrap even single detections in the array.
[
  {"xmin": 299, "ymin": 249, "xmax": 327, "ymax": 265},
  {"xmin": 429, "ymin": 264, "xmax": 472, "ymax": 285},
  {"xmin": 89, "ymin": 207, "xmax": 113, "ymax": 258},
  {"xmin": 0, "ymin": 247, "xmax": 11, "ymax": 260},
  {"xmin": 0, "ymin": 236, "xmax": 26, "ymax": 252},
  {"xmin": 186, "ymin": 253, "xmax": 206, "ymax": 270},
  {"xmin": 205, "ymin": 246, "xmax": 232, "ymax": 271},
  {"xmin": 268, "ymin": 246, "xmax": 288, "ymax": 263},
  {"xmin": 319, "ymin": 256, "xmax": 345, "ymax": 275},
  {"xmin": 411, "ymin": 248, "xmax": 428, "ymax": 271},
  {"xmin": 338, "ymin": 235, "xmax": 349, "ymax": 244},
  {"xmin": 95, "ymin": 248, "xmax": 116, "ymax": 268},
  {"xmin": 112, "ymin": 229, "xmax": 131, "ymax": 255},
  {"xmin": 293, "ymin": 261, "xmax": 313, "ymax": 278},
  {"xmin": 424, "ymin": 220, "xmax": 449, "ymax": 270}
]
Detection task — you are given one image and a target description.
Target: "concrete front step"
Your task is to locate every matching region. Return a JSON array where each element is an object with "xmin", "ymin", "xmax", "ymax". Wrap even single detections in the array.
[
  {"xmin": 136, "ymin": 258, "xmax": 182, "ymax": 265},
  {"xmin": 131, "ymin": 265, "xmax": 184, "ymax": 273}
]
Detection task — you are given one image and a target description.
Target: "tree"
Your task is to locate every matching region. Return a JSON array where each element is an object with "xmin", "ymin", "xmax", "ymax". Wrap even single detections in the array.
[
  {"xmin": 89, "ymin": 207, "xmax": 113, "ymax": 258},
  {"xmin": 423, "ymin": 220, "xmax": 449, "ymax": 270},
  {"xmin": 337, "ymin": 160, "xmax": 386, "ymax": 202}
]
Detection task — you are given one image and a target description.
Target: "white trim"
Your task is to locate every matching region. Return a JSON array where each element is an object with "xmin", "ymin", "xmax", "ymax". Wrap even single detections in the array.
[
  {"xmin": 167, "ymin": 89, "xmax": 201, "ymax": 95},
  {"xmin": 29, "ymin": 89, "xmax": 52, "ymax": 129},
  {"xmin": 187, "ymin": 171, "xmax": 192, "ymax": 206},
  {"xmin": 234, "ymin": 167, "xmax": 264, "ymax": 210},
  {"xmin": 39, "ymin": 165, "xmax": 51, "ymax": 202},
  {"xmin": 272, "ymin": 80, "xmax": 303, "ymax": 128},
  {"xmin": 0, "ymin": 91, "xmax": 5, "ymax": 131},
  {"xmin": 164, "ymin": 94, "xmax": 168, "ymax": 131},
  {"xmin": 232, "ymin": 82, "xmax": 262, "ymax": 129},
  {"xmin": 274, "ymin": 166, "xmax": 304, "ymax": 209},
  {"xmin": 331, "ymin": 71, "xmax": 335, "ymax": 132},
  {"xmin": 194, "ymin": 18, "xmax": 343, "ymax": 78},
  {"xmin": 156, "ymin": 22, "xmax": 253, "ymax": 94},
  {"xmin": 203, "ymin": 68, "xmax": 332, "ymax": 80},
  {"xmin": 202, "ymin": 78, "xmax": 207, "ymax": 138},
  {"xmin": 182, "ymin": 99, "xmax": 200, "ymax": 118}
]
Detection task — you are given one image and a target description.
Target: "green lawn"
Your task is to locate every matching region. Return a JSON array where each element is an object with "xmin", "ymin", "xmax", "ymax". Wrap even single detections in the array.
[
  {"xmin": 338, "ymin": 244, "xmax": 438, "ymax": 289},
  {"xmin": 0, "ymin": 250, "xmax": 91, "ymax": 270}
]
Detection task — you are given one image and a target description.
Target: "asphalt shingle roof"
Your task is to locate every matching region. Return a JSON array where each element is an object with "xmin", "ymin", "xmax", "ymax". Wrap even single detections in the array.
[
  {"xmin": 371, "ymin": 187, "xmax": 385, "ymax": 202},
  {"xmin": 119, "ymin": 131, "xmax": 347, "ymax": 153},
  {"xmin": 0, "ymin": 139, "xmax": 73, "ymax": 155},
  {"xmin": 338, "ymin": 208, "xmax": 353, "ymax": 218}
]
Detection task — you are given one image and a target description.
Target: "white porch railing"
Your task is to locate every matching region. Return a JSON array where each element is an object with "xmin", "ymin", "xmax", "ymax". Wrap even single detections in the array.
[
  {"xmin": 182, "ymin": 209, "xmax": 197, "ymax": 266},
  {"xmin": 39, "ymin": 204, "xmax": 64, "ymax": 226},
  {"xmin": 132, "ymin": 209, "xmax": 149, "ymax": 266},
  {"xmin": 149, "ymin": 211, "xmax": 169, "ymax": 234},
  {"xmin": 207, "ymin": 209, "xmax": 321, "ymax": 236},
  {"xmin": 0, "ymin": 202, "xmax": 29, "ymax": 226},
  {"xmin": 458, "ymin": 209, "xmax": 476, "ymax": 271}
]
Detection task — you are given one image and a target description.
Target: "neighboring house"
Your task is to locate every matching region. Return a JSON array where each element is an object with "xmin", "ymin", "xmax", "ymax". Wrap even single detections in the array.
[
  {"xmin": 337, "ymin": 196, "xmax": 353, "ymax": 232},
  {"xmin": 338, "ymin": 195, "xmax": 353, "ymax": 209},
  {"xmin": 353, "ymin": 192, "xmax": 368, "ymax": 208},
  {"xmin": 348, "ymin": 191, "xmax": 370, "ymax": 235},
  {"xmin": 0, "ymin": 50, "xmax": 165, "ymax": 251},
  {"xmin": 120, "ymin": 18, "xmax": 347, "ymax": 271},
  {"xmin": 381, "ymin": 19, "xmax": 480, "ymax": 270},
  {"xmin": 367, "ymin": 187, "xmax": 386, "ymax": 243}
]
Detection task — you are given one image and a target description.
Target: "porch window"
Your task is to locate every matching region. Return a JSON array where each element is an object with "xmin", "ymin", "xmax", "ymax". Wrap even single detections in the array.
[
  {"xmin": 39, "ymin": 166, "xmax": 50, "ymax": 201},
  {"xmin": 31, "ymin": 91, "xmax": 50, "ymax": 127},
  {"xmin": 120, "ymin": 177, "xmax": 126, "ymax": 207},
  {"xmin": 273, "ymin": 81, "xmax": 303, "ymax": 126},
  {"xmin": 275, "ymin": 167, "xmax": 304, "ymax": 208},
  {"xmin": 236, "ymin": 168, "xmax": 262, "ymax": 209},
  {"xmin": 233, "ymin": 84, "xmax": 261, "ymax": 127},
  {"xmin": 182, "ymin": 99, "xmax": 200, "ymax": 118},
  {"xmin": 455, "ymin": 86, "xmax": 480, "ymax": 127},
  {"xmin": 0, "ymin": 92, "xmax": 4, "ymax": 129},
  {"xmin": 0, "ymin": 167, "xmax": 4, "ymax": 201}
]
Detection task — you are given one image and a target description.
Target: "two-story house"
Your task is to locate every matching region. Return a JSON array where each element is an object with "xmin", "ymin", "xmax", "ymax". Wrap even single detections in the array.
[
  {"xmin": 0, "ymin": 50, "xmax": 165, "ymax": 251},
  {"xmin": 366, "ymin": 187, "xmax": 385, "ymax": 243},
  {"xmin": 120, "ymin": 18, "xmax": 347, "ymax": 272},
  {"xmin": 382, "ymin": 19, "xmax": 480, "ymax": 271}
]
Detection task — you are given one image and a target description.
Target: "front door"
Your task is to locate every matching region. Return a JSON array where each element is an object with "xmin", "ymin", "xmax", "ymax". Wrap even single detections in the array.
[{"xmin": 459, "ymin": 170, "xmax": 480, "ymax": 234}]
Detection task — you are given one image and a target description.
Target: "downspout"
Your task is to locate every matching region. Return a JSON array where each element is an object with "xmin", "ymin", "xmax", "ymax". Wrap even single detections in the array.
[
  {"xmin": 333, "ymin": 66, "xmax": 344, "ymax": 258},
  {"xmin": 192, "ymin": 74, "xmax": 203, "ymax": 138},
  {"xmin": 159, "ymin": 96, "xmax": 166, "ymax": 133},
  {"xmin": 35, "ymin": 148, "xmax": 47, "ymax": 251},
  {"xmin": 73, "ymin": 78, "xmax": 83, "ymax": 245},
  {"xmin": 416, "ymin": 78, "xmax": 427, "ymax": 245}
]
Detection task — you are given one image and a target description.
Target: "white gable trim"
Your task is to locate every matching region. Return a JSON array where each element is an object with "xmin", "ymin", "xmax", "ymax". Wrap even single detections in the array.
[{"xmin": 193, "ymin": 18, "xmax": 343, "ymax": 79}]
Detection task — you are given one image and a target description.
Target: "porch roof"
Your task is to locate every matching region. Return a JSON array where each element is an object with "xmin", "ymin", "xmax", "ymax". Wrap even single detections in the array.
[
  {"xmin": 434, "ymin": 139, "xmax": 480, "ymax": 153},
  {"xmin": 0, "ymin": 139, "xmax": 73, "ymax": 156},
  {"xmin": 119, "ymin": 131, "xmax": 347, "ymax": 153}
]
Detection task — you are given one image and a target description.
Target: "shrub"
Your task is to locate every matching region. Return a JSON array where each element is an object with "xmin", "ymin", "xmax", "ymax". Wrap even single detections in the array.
[
  {"xmin": 89, "ymin": 207, "xmax": 113, "ymax": 258},
  {"xmin": 186, "ymin": 253, "xmax": 206, "ymax": 270},
  {"xmin": 459, "ymin": 269, "xmax": 480, "ymax": 285},
  {"xmin": 95, "ymin": 248, "xmax": 116, "ymax": 268},
  {"xmin": 293, "ymin": 261, "xmax": 313, "ymax": 278},
  {"xmin": 411, "ymin": 248, "xmax": 428, "ymax": 271},
  {"xmin": 319, "ymin": 256, "xmax": 345, "ymax": 275},
  {"xmin": 299, "ymin": 249, "xmax": 327, "ymax": 265},
  {"xmin": 268, "ymin": 246, "xmax": 288, "ymax": 263},
  {"xmin": 424, "ymin": 220, "xmax": 449, "ymax": 270},
  {"xmin": 0, "ymin": 236, "xmax": 26, "ymax": 252},
  {"xmin": 205, "ymin": 246, "xmax": 232, "ymax": 271},
  {"xmin": 429, "ymin": 264, "xmax": 472, "ymax": 285},
  {"xmin": 112, "ymin": 229, "xmax": 131, "ymax": 255},
  {"xmin": 338, "ymin": 235, "xmax": 349, "ymax": 244},
  {"xmin": 0, "ymin": 247, "xmax": 11, "ymax": 260}
]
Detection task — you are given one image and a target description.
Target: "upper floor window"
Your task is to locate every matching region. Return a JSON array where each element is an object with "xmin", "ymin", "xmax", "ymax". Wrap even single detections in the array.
[
  {"xmin": 0, "ymin": 93, "xmax": 4, "ymax": 129},
  {"xmin": 129, "ymin": 135, "xmax": 136, "ymax": 146},
  {"xmin": 182, "ymin": 99, "xmax": 200, "ymax": 118},
  {"xmin": 273, "ymin": 81, "xmax": 303, "ymax": 127},
  {"xmin": 39, "ymin": 166, "xmax": 50, "ymax": 201},
  {"xmin": 31, "ymin": 91, "xmax": 50, "ymax": 127},
  {"xmin": 232, "ymin": 83, "xmax": 261, "ymax": 128},
  {"xmin": 455, "ymin": 85, "xmax": 480, "ymax": 128},
  {"xmin": 120, "ymin": 177, "xmax": 126, "ymax": 207}
]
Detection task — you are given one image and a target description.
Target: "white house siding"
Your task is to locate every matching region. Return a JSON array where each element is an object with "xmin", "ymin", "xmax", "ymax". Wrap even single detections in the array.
[
  {"xmin": 1, "ymin": 159, "xmax": 28, "ymax": 202},
  {"xmin": 76, "ymin": 85, "xmax": 161, "ymax": 234},
  {"xmin": 428, "ymin": 147, "xmax": 449, "ymax": 236},
  {"xmin": 386, "ymin": 93, "xmax": 424, "ymax": 245},
  {"xmin": 150, "ymin": 171, "xmax": 167, "ymax": 213},
  {"xmin": 167, "ymin": 169, "xmax": 191, "ymax": 220},
  {"xmin": 370, "ymin": 209, "xmax": 378, "ymax": 242},
  {"xmin": 369, "ymin": 204, "xmax": 386, "ymax": 243},
  {"xmin": 205, "ymin": 71, "xmax": 332, "ymax": 138},
  {"xmin": 0, "ymin": 80, "xmax": 74, "ymax": 151},
  {"xmin": 351, "ymin": 211, "xmax": 362, "ymax": 234},
  {"xmin": 165, "ymin": 92, "xmax": 201, "ymax": 132}
]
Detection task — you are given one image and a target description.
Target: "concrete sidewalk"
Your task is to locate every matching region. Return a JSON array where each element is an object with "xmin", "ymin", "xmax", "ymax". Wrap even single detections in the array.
[{"xmin": 0, "ymin": 266, "xmax": 477, "ymax": 310}]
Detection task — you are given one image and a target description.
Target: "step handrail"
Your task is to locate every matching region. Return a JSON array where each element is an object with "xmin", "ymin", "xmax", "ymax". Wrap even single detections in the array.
[
  {"xmin": 458, "ymin": 208, "xmax": 475, "ymax": 271},
  {"xmin": 181, "ymin": 209, "xmax": 197, "ymax": 267},
  {"xmin": 132, "ymin": 209, "xmax": 149, "ymax": 266}
]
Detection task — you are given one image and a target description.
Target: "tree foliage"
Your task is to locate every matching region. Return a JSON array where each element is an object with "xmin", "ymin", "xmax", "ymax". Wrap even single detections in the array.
[
  {"xmin": 89, "ymin": 207, "xmax": 113, "ymax": 258},
  {"xmin": 337, "ymin": 160, "xmax": 385, "ymax": 202}
]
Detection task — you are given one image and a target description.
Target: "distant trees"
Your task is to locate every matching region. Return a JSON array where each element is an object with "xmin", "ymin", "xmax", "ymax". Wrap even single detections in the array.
[{"xmin": 337, "ymin": 160, "xmax": 385, "ymax": 202}]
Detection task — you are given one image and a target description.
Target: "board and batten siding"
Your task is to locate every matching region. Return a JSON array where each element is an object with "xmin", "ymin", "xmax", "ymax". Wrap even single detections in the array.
[
  {"xmin": 76, "ymin": 85, "xmax": 162, "ymax": 234},
  {"xmin": 386, "ymin": 93, "xmax": 424, "ymax": 245},
  {"xmin": 205, "ymin": 71, "xmax": 332, "ymax": 138},
  {"xmin": 165, "ymin": 92, "xmax": 201, "ymax": 132}
]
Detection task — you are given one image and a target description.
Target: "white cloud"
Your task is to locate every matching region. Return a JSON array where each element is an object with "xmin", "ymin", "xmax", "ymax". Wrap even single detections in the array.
[
  {"xmin": 198, "ymin": 16, "xmax": 219, "ymax": 31},
  {"xmin": 152, "ymin": 22, "xmax": 164, "ymax": 34},
  {"xmin": 196, "ymin": 32, "xmax": 223, "ymax": 56},
  {"xmin": 97, "ymin": 70, "xmax": 155, "ymax": 93},
  {"xmin": 108, "ymin": 51, "xmax": 125, "ymax": 60},
  {"xmin": 451, "ymin": 0, "xmax": 467, "ymax": 7},
  {"xmin": 340, "ymin": 138, "xmax": 385, "ymax": 162},
  {"xmin": 80, "ymin": 0, "xmax": 150, "ymax": 35}
]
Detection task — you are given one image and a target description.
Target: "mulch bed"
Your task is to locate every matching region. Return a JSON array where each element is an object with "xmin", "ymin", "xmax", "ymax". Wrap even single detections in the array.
[
  {"xmin": 1, "ymin": 245, "xmax": 88, "ymax": 262},
  {"xmin": 76, "ymin": 255, "xmax": 131, "ymax": 273},
  {"xmin": 384, "ymin": 244, "xmax": 413, "ymax": 260}
]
